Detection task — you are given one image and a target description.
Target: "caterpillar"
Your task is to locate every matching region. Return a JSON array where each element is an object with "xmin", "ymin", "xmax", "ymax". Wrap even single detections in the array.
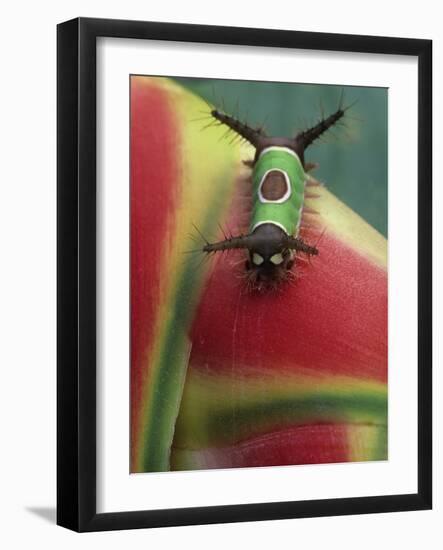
[{"xmin": 202, "ymin": 98, "xmax": 349, "ymax": 289}]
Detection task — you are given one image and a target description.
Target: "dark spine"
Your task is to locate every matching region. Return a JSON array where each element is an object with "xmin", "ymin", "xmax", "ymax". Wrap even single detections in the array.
[
  {"xmin": 297, "ymin": 107, "xmax": 345, "ymax": 149},
  {"xmin": 286, "ymin": 236, "xmax": 319, "ymax": 256},
  {"xmin": 203, "ymin": 234, "xmax": 250, "ymax": 252},
  {"xmin": 211, "ymin": 109, "xmax": 264, "ymax": 147}
]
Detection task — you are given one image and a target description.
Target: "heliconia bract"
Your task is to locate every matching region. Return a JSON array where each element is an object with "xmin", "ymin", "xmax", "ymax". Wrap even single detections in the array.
[{"xmin": 130, "ymin": 76, "xmax": 387, "ymax": 473}]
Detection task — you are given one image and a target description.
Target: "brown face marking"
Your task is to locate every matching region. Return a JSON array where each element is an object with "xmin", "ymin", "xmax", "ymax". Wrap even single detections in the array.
[{"xmin": 261, "ymin": 170, "xmax": 289, "ymax": 200}]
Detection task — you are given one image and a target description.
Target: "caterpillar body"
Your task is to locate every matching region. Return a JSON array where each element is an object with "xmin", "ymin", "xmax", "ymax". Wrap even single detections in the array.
[{"xmin": 202, "ymin": 101, "xmax": 348, "ymax": 288}]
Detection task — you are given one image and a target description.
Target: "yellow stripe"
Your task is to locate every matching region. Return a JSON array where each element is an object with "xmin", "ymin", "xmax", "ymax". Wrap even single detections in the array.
[
  {"xmin": 135, "ymin": 78, "xmax": 244, "ymax": 467},
  {"xmin": 348, "ymin": 424, "xmax": 387, "ymax": 461},
  {"xmin": 305, "ymin": 184, "xmax": 387, "ymax": 269},
  {"xmin": 180, "ymin": 368, "xmax": 387, "ymax": 407}
]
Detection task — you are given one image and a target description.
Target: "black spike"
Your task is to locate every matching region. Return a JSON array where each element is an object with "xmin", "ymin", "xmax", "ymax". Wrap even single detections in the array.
[
  {"xmin": 284, "ymin": 236, "xmax": 319, "ymax": 256},
  {"xmin": 191, "ymin": 223, "xmax": 209, "ymax": 245},
  {"xmin": 296, "ymin": 106, "xmax": 345, "ymax": 151},
  {"xmin": 211, "ymin": 109, "xmax": 267, "ymax": 148},
  {"xmin": 203, "ymin": 233, "xmax": 252, "ymax": 253}
]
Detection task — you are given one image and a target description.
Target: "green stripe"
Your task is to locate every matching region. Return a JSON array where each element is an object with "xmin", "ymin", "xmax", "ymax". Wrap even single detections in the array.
[
  {"xmin": 372, "ymin": 424, "xmax": 388, "ymax": 460},
  {"xmin": 250, "ymin": 148, "xmax": 306, "ymax": 235},
  {"xmin": 174, "ymin": 391, "xmax": 387, "ymax": 449},
  {"xmin": 140, "ymin": 167, "xmax": 236, "ymax": 472}
]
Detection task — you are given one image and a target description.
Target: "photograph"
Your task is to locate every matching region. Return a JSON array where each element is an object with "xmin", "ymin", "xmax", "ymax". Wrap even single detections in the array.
[
  {"xmin": 0, "ymin": 1, "xmax": 436, "ymax": 545},
  {"xmin": 130, "ymin": 76, "xmax": 388, "ymax": 474}
]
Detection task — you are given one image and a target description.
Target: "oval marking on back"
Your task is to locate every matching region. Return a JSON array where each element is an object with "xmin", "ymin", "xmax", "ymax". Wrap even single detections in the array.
[{"xmin": 261, "ymin": 170, "xmax": 289, "ymax": 200}]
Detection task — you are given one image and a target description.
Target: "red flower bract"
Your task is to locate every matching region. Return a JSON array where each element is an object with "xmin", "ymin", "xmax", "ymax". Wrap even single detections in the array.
[{"xmin": 190, "ymin": 230, "xmax": 387, "ymax": 381}]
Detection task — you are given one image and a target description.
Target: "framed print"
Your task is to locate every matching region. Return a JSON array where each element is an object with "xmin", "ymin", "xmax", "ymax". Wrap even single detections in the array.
[{"xmin": 57, "ymin": 17, "xmax": 432, "ymax": 532}]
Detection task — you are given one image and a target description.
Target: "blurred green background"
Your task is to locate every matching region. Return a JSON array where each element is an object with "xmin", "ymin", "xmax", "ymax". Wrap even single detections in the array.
[{"xmin": 175, "ymin": 78, "xmax": 388, "ymax": 238}]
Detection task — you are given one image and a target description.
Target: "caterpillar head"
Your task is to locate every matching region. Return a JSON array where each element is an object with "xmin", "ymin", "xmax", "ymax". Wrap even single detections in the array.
[
  {"xmin": 203, "ymin": 223, "xmax": 318, "ymax": 291},
  {"xmin": 245, "ymin": 224, "xmax": 294, "ymax": 288}
]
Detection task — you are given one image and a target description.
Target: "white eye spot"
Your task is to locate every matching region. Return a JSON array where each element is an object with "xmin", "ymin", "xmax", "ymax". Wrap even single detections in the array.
[
  {"xmin": 270, "ymin": 253, "xmax": 284, "ymax": 265},
  {"xmin": 252, "ymin": 253, "xmax": 264, "ymax": 266}
]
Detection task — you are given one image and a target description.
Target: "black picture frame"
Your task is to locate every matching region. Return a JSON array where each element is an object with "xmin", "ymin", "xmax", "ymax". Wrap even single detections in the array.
[{"xmin": 57, "ymin": 17, "xmax": 432, "ymax": 532}]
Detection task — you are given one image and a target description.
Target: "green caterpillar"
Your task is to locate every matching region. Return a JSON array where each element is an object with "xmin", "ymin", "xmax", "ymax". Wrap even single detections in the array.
[{"xmin": 203, "ymin": 100, "xmax": 348, "ymax": 288}]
